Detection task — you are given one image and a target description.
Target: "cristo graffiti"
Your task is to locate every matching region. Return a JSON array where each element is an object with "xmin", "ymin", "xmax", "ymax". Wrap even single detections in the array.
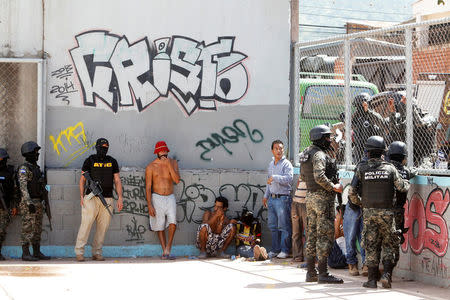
[{"xmin": 70, "ymin": 31, "xmax": 249, "ymax": 116}]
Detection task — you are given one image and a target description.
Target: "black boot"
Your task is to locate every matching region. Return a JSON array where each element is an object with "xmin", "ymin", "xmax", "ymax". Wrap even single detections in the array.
[
  {"xmin": 380, "ymin": 261, "xmax": 393, "ymax": 288},
  {"xmin": 22, "ymin": 245, "xmax": 39, "ymax": 261},
  {"xmin": 32, "ymin": 243, "xmax": 51, "ymax": 260},
  {"xmin": 318, "ymin": 259, "xmax": 343, "ymax": 284},
  {"xmin": 363, "ymin": 266, "xmax": 378, "ymax": 288},
  {"xmin": 305, "ymin": 257, "xmax": 318, "ymax": 282},
  {"xmin": 0, "ymin": 245, "xmax": 5, "ymax": 261}
]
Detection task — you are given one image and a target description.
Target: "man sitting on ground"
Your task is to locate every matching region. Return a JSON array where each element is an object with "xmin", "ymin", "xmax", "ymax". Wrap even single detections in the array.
[
  {"xmin": 196, "ymin": 197, "xmax": 237, "ymax": 258},
  {"xmin": 235, "ymin": 209, "xmax": 268, "ymax": 260}
]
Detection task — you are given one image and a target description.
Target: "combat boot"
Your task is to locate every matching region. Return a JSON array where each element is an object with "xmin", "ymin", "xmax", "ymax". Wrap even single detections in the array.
[
  {"xmin": 380, "ymin": 261, "xmax": 393, "ymax": 288},
  {"xmin": 305, "ymin": 257, "xmax": 318, "ymax": 282},
  {"xmin": 32, "ymin": 243, "xmax": 51, "ymax": 260},
  {"xmin": 348, "ymin": 263, "xmax": 359, "ymax": 276},
  {"xmin": 318, "ymin": 259, "xmax": 344, "ymax": 284},
  {"xmin": 363, "ymin": 266, "xmax": 378, "ymax": 288},
  {"xmin": 22, "ymin": 245, "xmax": 39, "ymax": 261}
]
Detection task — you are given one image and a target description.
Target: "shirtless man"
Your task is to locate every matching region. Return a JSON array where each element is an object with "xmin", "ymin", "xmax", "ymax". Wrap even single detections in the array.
[
  {"xmin": 196, "ymin": 196, "xmax": 237, "ymax": 258},
  {"xmin": 145, "ymin": 141, "xmax": 180, "ymax": 259}
]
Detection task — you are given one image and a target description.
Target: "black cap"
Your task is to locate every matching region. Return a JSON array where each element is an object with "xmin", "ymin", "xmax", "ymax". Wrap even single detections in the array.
[{"xmin": 96, "ymin": 138, "xmax": 109, "ymax": 148}]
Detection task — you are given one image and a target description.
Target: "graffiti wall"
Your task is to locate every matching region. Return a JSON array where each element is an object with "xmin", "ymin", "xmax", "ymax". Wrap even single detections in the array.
[
  {"xmin": 395, "ymin": 176, "xmax": 450, "ymax": 288},
  {"xmin": 44, "ymin": 0, "xmax": 291, "ymax": 170}
]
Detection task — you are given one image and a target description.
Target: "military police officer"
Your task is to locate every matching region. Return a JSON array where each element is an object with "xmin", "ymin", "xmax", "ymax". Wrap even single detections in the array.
[
  {"xmin": 387, "ymin": 141, "xmax": 416, "ymax": 267},
  {"xmin": 349, "ymin": 136, "xmax": 409, "ymax": 289},
  {"xmin": 300, "ymin": 125, "xmax": 344, "ymax": 284},
  {"xmin": 0, "ymin": 148, "xmax": 18, "ymax": 260},
  {"xmin": 18, "ymin": 141, "xmax": 50, "ymax": 261}
]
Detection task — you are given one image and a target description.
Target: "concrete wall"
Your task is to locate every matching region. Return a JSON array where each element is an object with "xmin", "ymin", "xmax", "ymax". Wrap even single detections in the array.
[
  {"xmin": 3, "ymin": 168, "xmax": 271, "ymax": 257},
  {"xmin": 43, "ymin": 0, "xmax": 291, "ymax": 170}
]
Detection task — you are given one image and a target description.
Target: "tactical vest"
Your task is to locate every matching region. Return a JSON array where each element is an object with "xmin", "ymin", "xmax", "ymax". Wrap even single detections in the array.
[
  {"xmin": 24, "ymin": 163, "xmax": 43, "ymax": 199},
  {"xmin": 0, "ymin": 165, "xmax": 15, "ymax": 207},
  {"xmin": 87, "ymin": 155, "xmax": 114, "ymax": 194},
  {"xmin": 359, "ymin": 161, "xmax": 395, "ymax": 209},
  {"xmin": 300, "ymin": 146, "xmax": 334, "ymax": 191},
  {"xmin": 392, "ymin": 161, "xmax": 409, "ymax": 208}
]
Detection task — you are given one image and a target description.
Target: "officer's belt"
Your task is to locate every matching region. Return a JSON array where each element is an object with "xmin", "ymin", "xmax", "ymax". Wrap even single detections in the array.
[{"xmin": 270, "ymin": 193, "xmax": 289, "ymax": 199}]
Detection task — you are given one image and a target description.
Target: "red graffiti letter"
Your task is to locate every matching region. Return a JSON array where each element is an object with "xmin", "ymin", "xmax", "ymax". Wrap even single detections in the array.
[
  {"xmin": 408, "ymin": 193, "xmax": 426, "ymax": 254},
  {"xmin": 424, "ymin": 189, "xmax": 449, "ymax": 257}
]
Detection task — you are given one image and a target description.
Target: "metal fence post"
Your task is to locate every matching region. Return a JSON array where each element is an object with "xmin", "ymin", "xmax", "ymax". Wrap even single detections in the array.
[
  {"xmin": 293, "ymin": 45, "xmax": 300, "ymax": 167},
  {"xmin": 344, "ymin": 38, "xmax": 352, "ymax": 167},
  {"xmin": 405, "ymin": 28, "xmax": 414, "ymax": 168}
]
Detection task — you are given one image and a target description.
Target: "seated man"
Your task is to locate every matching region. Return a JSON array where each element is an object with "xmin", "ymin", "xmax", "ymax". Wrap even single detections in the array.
[
  {"xmin": 196, "ymin": 197, "xmax": 236, "ymax": 258},
  {"xmin": 235, "ymin": 209, "xmax": 268, "ymax": 260}
]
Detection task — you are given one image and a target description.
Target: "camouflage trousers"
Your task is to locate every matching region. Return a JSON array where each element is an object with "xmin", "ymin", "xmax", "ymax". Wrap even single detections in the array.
[
  {"xmin": 0, "ymin": 208, "xmax": 11, "ymax": 244},
  {"xmin": 19, "ymin": 201, "xmax": 44, "ymax": 246},
  {"xmin": 305, "ymin": 190, "xmax": 335, "ymax": 261},
  {"xmin": 362, "ymin": 208, "xmax": 397, "ymax": 267},
  {"xmin": 393, "ymin": 209, "xmax": 404, "ymax": 265}
]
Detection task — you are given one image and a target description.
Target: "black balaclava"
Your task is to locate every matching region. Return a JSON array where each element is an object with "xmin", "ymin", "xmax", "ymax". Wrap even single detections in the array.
[
  {"xmin": 24, "ymin": 150, "xmax": 39, "ymax": 164},
  {"xmin": 313, "ymin": 133, "xmax": 332, "ymax": 150},
  {"xmin": 0, "ymin": 158, "xmax": 7, "ymax": 169},
  {"xmin": 96, "ymin": 146, "xmax": 108, "ymax": 159}
]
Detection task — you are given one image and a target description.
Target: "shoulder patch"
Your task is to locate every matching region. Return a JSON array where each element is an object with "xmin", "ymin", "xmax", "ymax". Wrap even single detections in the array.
[
  {"xmin": 19, "ymin": 169, "xmax": 27, "ymax": 174},
  {"xmin": 299, "ymin": 151, "xmax": 309, "ymax": 163}
]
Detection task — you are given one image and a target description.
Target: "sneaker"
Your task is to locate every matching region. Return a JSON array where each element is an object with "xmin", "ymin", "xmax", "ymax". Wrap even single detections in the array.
[
  {"xmin": 268, "ymin": 251, "xmax": 279, "ymax": 259},
  {"xmin": 276, "ymin": 252, "xmax": 288, "ymax": 259},
  {"xmin": 198, "ymin": 252, "xmax": 207, "ymax": 259}
]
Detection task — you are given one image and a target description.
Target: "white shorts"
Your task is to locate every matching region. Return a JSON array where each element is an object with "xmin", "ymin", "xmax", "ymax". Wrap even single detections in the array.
[{"xmin": 149, "ymin": 193, "xmax": 177, "ymax": 231}]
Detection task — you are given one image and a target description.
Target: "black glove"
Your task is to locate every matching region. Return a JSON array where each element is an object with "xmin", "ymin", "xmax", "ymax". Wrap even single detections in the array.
[
  {"xmin": 348, "ymin": 201, "xmax": 360, "ymax": 211},
  {"xmin": 28, "ymin": 204, "xmax": 36, "ymax": 214}
]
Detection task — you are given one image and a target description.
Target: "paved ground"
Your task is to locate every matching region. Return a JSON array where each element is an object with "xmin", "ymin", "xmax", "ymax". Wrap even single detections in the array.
[{"xmin": 0, "ymin": 257, "xmax": 448, "ymax": 300}]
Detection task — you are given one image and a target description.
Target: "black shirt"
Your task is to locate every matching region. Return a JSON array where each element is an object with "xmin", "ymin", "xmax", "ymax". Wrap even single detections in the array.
[
  {"xmin": 0, "ymin": 165, "xmax": 16, "ymax": 209},
  {"xmin": 82, "ymin": 155, "xmax": 119, "ymax": 197}
]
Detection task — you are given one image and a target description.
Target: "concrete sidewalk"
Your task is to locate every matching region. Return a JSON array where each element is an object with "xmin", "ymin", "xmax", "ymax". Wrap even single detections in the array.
[{"xmin": 0, "ymin": 257, "xmax": 448, "ymax": 300}]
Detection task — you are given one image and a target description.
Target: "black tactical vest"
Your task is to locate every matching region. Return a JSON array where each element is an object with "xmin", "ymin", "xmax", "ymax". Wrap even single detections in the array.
[
  {"xmin": 0, "ymin": 165, "xmax": 15, "ymax": 208},
  {"xmin": 300, "ymin": 145, "xmax": 333, "ymax": 191},
  {"xmin": 24, "ymin": 163, "xmax": 43, "ymax": 199},
  {"xmin": 392, "ymin": 161, "xmax": 409, "ymax": 208},
  {"xmin": 359, "ymin": 161, "xmax": 395, "ymax": 209}
]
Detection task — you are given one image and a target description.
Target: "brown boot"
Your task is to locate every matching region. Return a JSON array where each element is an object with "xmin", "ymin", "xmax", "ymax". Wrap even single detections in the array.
[
  {"xmin": 362, "ymin": 264, "xmax": 369, "ymax": 276},
  {"xmin": 348, "ymin": 264, "xmax": 359, "ymax": 276}
]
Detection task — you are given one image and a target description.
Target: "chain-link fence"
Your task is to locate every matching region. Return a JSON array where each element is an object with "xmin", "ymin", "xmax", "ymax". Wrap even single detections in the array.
[
  {"xmin": 294, "ymin": 17, "xmax": 450, "ymax": 175},
  {"xmin": 0, "ymin": 61, "xmax": 39, "ymax": 167}
]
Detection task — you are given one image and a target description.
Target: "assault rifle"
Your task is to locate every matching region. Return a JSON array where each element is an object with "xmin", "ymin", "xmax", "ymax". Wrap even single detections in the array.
[
  {"xmin": 83, "ymin": 171, "xmax": 113, "ymax": 217},
  {"xmin": 328, "ymin": 160, "xmax": 343, "ymax": 214},
  {"xmin": 40, "ymin": 174, "xmax": 53, "ymax": 231}
]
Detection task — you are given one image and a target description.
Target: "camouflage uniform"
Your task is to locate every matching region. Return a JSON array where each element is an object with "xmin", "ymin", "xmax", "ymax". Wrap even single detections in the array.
[
  {"xmin": 349, "ymin": 158, "xmax": 409, "ymax": 267},
  {"xmin": 300, "ymin": 145, "xmax": 336, "ymax": 261},
  {"xmin": 17, "ymin": 162, "xmax": 44, "ymax": 246}
]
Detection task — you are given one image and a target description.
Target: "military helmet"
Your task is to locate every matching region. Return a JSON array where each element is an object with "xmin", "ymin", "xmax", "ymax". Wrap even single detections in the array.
[
  {"xmin": 21, "ymin": 141, "xmax": 41, "ymax": 156},
  {"xmin": 353, "ymin": 92, "xmax": 371, "ymax": 105},
  {"xmin": 0, "ymin": 148, "xmax": 9, "ymax": 159},
  {"xmin": 310, "ymin": 125, "xmax": 332, "ymax": 141},
  {"xmin": 387, "ymin": 141, "xmax": 407, "ymax": 157},
  {"xmin": 365, "ymin": 136, "xmax": 386, "ymax": 151}
]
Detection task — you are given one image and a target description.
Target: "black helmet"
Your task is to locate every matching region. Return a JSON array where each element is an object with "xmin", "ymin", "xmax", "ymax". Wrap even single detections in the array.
[
  {"xmin": 21, "ymin": 141, "xmax": 41, "ymax": 156},
  {"xmin": 387, "ymin": 141, "xmax": 407, "ymax": 157},
  {"xmin": 310, "ymin": 125, "xmax": 331, "ymax": 142},
  {"xmin": 365, "ymin": 136, "xmax": 385, "ymax": 151},
  {"xmin": 0, "ymin": 148, "xmax": 9, "ymax": 159}
]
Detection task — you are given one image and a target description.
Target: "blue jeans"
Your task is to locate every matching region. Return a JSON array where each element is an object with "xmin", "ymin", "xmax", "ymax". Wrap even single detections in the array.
[
  {"xmin": 268, "ymin": 195, "xmax": 292, "ymax": 254},
  {"xmin": 343, "ymin": 202, "xmax": 365, "ymax": 265}
]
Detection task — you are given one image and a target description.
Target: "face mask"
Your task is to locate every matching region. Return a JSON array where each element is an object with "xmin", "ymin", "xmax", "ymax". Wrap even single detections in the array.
[
  {"xmin": 25, "ymin": 152, "xmax": 39, "ymax": 163},
  {"xmin": 96, "ymin": 146, "xmax": 108, "ymax": 158},
  {"xmin": 158, "ymin": 154, "xmax": 168, "ymax": 159},
  {"xmin": 0, "ymin": 159, "xmax": 7, "ymax": 168}
]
